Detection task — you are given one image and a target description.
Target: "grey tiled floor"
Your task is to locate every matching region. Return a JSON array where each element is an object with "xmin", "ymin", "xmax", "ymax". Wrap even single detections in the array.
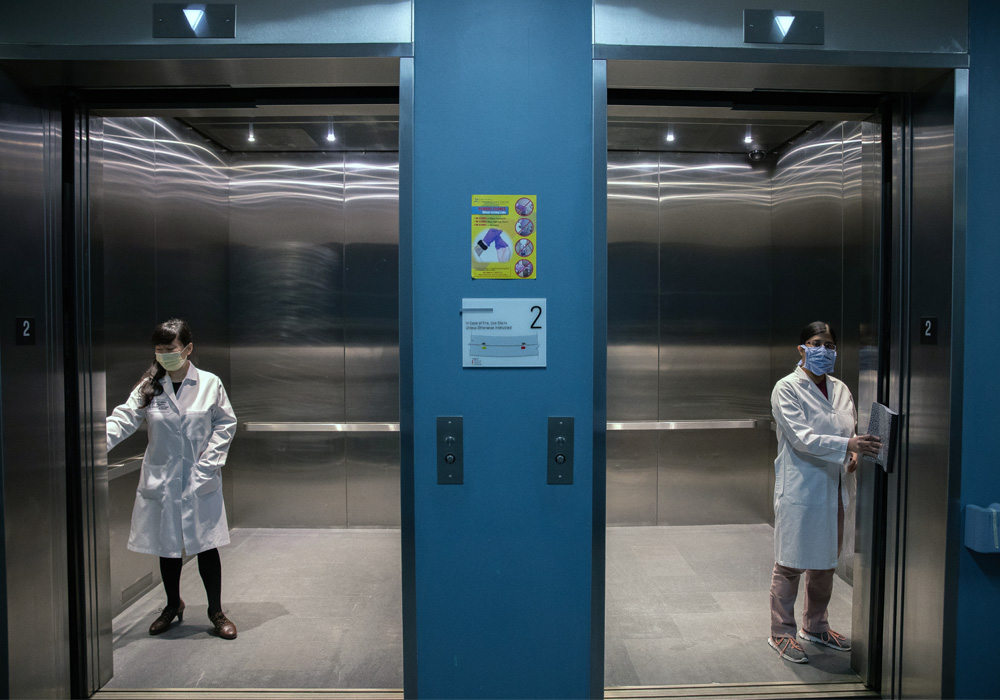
[
  {"xmin": 105, "ymin": 525, "xmax": 856, "ymax": 690},
  {"xmin": 605, "ymin": 524, "xmax": 857, "ymax": 688},
  {"xmin": 105, "ymin": 529, "xmax": 403, "ymax": 689}
]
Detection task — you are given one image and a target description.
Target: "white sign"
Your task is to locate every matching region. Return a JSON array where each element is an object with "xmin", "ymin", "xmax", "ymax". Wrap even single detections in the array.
[{"xmin": 462, "ymin": 298, "xmax": 546, "ymax": 368}]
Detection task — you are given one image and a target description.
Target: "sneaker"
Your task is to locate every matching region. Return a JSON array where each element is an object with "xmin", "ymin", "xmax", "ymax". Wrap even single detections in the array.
[
  {"xmin": 799, "ymin": 628, "xmax": 851, "ymax": 651},
  {"xmin": 769, "ymin": 635, "xmax": 809, "ymax": 663}
]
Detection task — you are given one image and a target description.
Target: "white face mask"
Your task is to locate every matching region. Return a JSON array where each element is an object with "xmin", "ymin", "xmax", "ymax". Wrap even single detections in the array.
[{"xmin": 156, "ymin": 346, "xmax": 188, "ymax": 372}]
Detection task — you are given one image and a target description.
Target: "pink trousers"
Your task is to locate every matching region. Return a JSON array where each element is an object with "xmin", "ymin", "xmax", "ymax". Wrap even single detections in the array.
[{"xmin": 769, "ymin": 490, "xmax": 844, "ymax": 638}]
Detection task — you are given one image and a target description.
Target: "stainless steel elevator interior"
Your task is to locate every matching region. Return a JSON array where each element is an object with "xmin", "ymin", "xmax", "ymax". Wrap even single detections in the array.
[
  {"xmin": 96, "ymin": 102, "xmax": 404, "ymax": 688},
  {"xmin": 604, "ymin": 100, "xmax": 882, "ymax": 688}
]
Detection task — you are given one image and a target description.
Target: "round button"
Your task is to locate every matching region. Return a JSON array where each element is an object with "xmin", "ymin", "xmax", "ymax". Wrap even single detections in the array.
[
  {"xmin": 555, "ymin": 454, "xmax": 566, "ymax": 465},
  {"xmin": 445, "ymin": 454, "xmax": 456, "ymax": 464},
  {"xmin": 445, "ymin": 436, "xmax": 456, "ymax": 446},
  {"xmin": 555, "ymin": 436, "xmax": 566, "ymax": 447}
]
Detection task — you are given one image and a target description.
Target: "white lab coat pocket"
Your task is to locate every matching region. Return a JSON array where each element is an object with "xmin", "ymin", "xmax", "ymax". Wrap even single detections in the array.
[
  {"xmin": 138, "ymin": 461, "xmax": 167, "ymax": 499},
  {"xmin": 782, "ymin": 458, "xmax": 828, "ymax": 506},
  {"xmin": 193, "ymin": 465, "xmax": 221, "ymax": 496}
]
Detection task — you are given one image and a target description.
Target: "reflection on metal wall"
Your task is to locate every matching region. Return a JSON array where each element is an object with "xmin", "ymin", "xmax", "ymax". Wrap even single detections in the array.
[
  {"xmin": 607, "ymin": 123, "xmax": 876, "ymax": 528},
  {"xmin": 0, "ymin": 89, "xmax": 70, "ymax": 698},
  {"xmin": 227, "ymin": 153, "xmax": 400, "ymax": 528},
  {"xmin": 99, "ymin": 117, "xmax": 231, "ymax": 618},
  {"xmin": 607, "ymin": 151, "xmax": 773, "ymax": 526}
]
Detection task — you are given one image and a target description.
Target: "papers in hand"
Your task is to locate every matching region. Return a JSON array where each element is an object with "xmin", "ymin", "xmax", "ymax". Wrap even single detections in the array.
[{"xmin": 862, "ymin": 402, "xmax": 898, "ymax": 473}]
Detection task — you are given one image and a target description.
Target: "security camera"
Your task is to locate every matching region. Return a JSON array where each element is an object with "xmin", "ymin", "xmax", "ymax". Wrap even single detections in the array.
[{"xmin": 748, "ymin": 149, "xmax": 767, "ymax": 162}]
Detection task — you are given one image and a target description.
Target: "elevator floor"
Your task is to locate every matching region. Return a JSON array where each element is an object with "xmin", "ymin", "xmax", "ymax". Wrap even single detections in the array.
[
  {"xmin": 605, "ymin": 524, "xmax": 856, "ymax": 688},
  {"xmin": 105, "ymin": 525, "xmax": 855, "ymax": 691},
  {"xmin": 104, "ymin": 528, "xmax": 403, "ymax": 690}
]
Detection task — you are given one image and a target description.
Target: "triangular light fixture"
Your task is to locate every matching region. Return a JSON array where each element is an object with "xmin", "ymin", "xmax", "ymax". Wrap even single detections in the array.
[
  {"xmin": 775, "ymin": 15, "xmax": 795, "ymax": 38},
  {"xmin": 183, "ymin": 8, "xmax": 206, "ymax": 32}
]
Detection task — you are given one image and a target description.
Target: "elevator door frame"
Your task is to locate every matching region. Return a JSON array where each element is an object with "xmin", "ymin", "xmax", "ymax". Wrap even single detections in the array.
[
  {"xmin": 600, "ymin": 56, "xmax": 967, "ymax": 699},
  {"xmin": 62, "ymin": 79, "xmax": 408, "ymax": 697},
  {"xmin": 605, "ymin": 87, "xmax": 886, "ymax": 693}
]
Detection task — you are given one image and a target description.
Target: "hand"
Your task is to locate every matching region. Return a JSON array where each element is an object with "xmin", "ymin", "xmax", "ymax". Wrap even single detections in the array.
[
  {"xmin": 846, "ymin": 452, "xmax": 858, "ymax": 473},
  {"xmin": 849, "ymin": 434, "xmax": 882, "ymax": 457}
]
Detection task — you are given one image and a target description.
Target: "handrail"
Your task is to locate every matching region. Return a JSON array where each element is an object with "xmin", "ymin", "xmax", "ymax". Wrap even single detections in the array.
[
  {"xmin": 245, "ymin": 420, "xmax": 761, "ymax": 433},
  {"xmin": 244, "ymin": 422, "xmax": 400, "ymax": 433},
  {"xmin": 606, "ymin": 419, "xmax": 761, "ymax": 431}
]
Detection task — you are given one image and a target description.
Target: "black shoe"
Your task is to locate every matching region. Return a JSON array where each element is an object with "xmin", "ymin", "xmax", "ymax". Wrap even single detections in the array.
[
  {"xmin": 209, "ymin": 610, "xmax": 237, "ymax": 640},
  {"xmin": 149, "ymin": 600, "xmax": 185, "ymax": 635}
]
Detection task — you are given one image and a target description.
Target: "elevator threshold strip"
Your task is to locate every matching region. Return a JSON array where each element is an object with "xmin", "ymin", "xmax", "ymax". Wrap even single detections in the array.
[
  {"xmin": 93, "ymin": 690, "xmax": 402, "ymax": 700},
  {"xmin": 93, "ymin": 681, "xmax": 875, "ymax": 700},
  {"xmin": 606, "ymin": 680, "xmax": 876, "ymax": 699}
]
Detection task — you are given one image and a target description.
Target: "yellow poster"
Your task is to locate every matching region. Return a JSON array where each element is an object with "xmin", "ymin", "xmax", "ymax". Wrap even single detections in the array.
[{"xmin": 471, "ymin": 194, "xmax": 536, "ymax": 279}]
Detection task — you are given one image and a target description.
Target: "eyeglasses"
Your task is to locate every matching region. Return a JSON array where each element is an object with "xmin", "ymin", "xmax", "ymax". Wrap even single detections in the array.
[{"xmin": 804, "ymin": 340, "xmax": 837, "ymax": 350}]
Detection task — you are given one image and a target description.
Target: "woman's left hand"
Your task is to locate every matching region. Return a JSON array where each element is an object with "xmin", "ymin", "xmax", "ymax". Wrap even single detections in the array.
[{"xmin": 847, "ymin": 452, "xmax": 858, "ymax": 473}]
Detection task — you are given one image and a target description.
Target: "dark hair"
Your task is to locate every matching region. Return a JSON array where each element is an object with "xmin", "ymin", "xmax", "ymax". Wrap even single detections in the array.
[
  {"xmin": 135, "ymin": 319, "xmax": 193, "ymax": 408},
  {"xmin": 799, "ymin": 321, "xmax": 837, "ymax": 346}
]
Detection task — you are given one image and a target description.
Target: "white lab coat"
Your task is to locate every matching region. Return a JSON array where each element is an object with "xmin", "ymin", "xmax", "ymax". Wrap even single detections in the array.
[
  {"xmin": 771, "ymin": 366, "xmax": 856, "ymax": 570},
  {"xmin": 107, "ymin": 363, "xmax": 237, "ymax": 558}
]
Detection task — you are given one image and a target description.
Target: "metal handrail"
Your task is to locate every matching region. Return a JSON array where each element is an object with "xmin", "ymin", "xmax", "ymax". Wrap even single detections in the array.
[
  {"xmin": 244, "ymin": 422, "xmax": 400, "ymax": 433},
  {"xmin": 606, "ymin": 419, "xmax": 762, "ymax": 431},
  {"xmin": 244, "ymin": 420, "xmax": 762, "ymax": 433}
]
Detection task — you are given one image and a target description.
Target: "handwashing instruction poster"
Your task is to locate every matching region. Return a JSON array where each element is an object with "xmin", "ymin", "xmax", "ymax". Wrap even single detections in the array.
[
  {"xmin": 462, "ymin": 298, "xmax": 546, "ymax": 368},
  {"xmin": 471, "ymin": 194, "xmax": 537, "ymax": 279}
]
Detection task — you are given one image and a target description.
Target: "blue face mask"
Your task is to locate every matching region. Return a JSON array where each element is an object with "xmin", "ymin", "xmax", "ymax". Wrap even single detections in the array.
[{"xmin": 800, "ymin": 345, "xmax": 837, "ymax": 375}]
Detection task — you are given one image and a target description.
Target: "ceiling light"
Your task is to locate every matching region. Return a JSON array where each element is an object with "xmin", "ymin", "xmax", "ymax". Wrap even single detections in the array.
[
  {"xmin": 665, "ymin": 133, "xmax": 675, "ymax": 142},
  {"xmin": 247, "ymin": 124, "xmax": 255, "ymax": 143},
  {"xmin": 326, "ymin": 122, "xmax": 336, "ymax": 142}
]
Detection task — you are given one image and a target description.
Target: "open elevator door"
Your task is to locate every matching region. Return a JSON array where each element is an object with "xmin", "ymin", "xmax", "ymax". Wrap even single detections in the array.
[
  {"xmin": 603, "ymin": 81, "xmax": 896, "ymax": 696},
  {"xmin": 59, "ymin": 71, "xmax": 405, "ymax": 694}
]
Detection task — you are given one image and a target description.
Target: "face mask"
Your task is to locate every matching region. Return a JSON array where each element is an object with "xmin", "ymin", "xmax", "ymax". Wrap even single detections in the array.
[
  {"xmin": 156, "ymin": 348, "xmax": 187, "ymax": 372},
  {"xmin": 800, "ymin": 345, "xmax": 836, "ymax": 376}
]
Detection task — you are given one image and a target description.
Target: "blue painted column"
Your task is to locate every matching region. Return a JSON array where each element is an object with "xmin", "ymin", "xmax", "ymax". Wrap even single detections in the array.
[
  {"xmin": 404, "ymin": 1, "xmax": 603, "ymax": 697},
  {"xmin": 955, "ymin": 1, "xmax": 1000, "ymax": 698}
]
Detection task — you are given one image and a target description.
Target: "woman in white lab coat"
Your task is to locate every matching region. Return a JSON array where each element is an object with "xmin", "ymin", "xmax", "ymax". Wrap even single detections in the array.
[
  {"xmin": 107, "ymin": 319, "xmax": 239, "ymax": 640},
  {"xmin": 767, "ymin": 321, "xmax": 881, "ymax": 664}
]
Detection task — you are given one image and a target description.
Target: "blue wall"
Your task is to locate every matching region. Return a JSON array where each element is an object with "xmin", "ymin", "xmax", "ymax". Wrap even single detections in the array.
[
  {"xmin": 410, "ymin": 1, "xmax": 598, "ymax": 697},
  {"xmin": 956, "ymin": 1, "xmax": 1000, "ymax": 698}
]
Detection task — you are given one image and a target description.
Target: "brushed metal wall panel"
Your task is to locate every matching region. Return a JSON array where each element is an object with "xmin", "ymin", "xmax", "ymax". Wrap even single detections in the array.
[
  {"xmin": 108, "ymin": 469, "xmax": 160, "ymax": 617},
  {"xmin": 228, "ymin": 433, "xmax": 348, "ymax": 527},
  {"xmin": 769, "ymin": 122, "xmax": 846, "ymax": 385},
  {"xmin": 229, "ymin": 153, "xmax": 346, "ymax": 423},
  {"xmin": 101, "ymin": 117, "xmax": 158, "ymax": 460},
  {"xmin": 898, "ymin": 75, "xmax": 955, "ymax": 700},
  {"xmin": 606, "ymin": 431, "xmax": 657, "ymax": 525},
  {"xmin": 343, "ymin": 153, "xmax": 400, "ymax": 527},
  {"xmin": 851, "ymin": 118, "xmax": 884, "ymax": 681},
  {"xmin": 838, "ymin": 121, "xmax": 866, "ymax": 585},
  {"xmin": 152, "ymin": 119, "xmax": 231, "ymax": 387},
  {"xmin": 344, "ymin": 152, "xmax": 399, "ymax": 423},
  {"xmin": 346, "ymin": 434, "xmax": 401, "ymax": 527},
  {"xmin": 0, "ymin": 90, "xmax": 71, "ymax": 699},
  {"xmin": 657, "ymin": 428, "xmax": 772, "ymax": 525},
  {"xmin": 607, "ymin": 153, "xmax": 659, "ymax": 421},
  {"xmin": 657, "ymin": 154, "xmax": 772, "ymax": 421}
]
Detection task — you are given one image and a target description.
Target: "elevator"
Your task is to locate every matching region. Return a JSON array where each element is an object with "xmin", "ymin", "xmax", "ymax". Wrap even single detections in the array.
[
  {"xmin": 0, "ymin": 2, "xmax": 974, "ymax": 697},
  {"xmin": 604, "ymin": 97, "xmax": 881, "ymax": 690},
  {"xmin": 93, "ymin": 98, "xmax": 403, "ymax": 689}
]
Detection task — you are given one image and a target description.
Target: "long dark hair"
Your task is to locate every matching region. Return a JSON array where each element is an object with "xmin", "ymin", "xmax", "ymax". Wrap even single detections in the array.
[
  {"xmin": 135, "ymin": 319, "xmax": 193, "ymax": 408},
  {"xmin": 799, "ymin": 320, "xmax": 838, "ymax": 346}
]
